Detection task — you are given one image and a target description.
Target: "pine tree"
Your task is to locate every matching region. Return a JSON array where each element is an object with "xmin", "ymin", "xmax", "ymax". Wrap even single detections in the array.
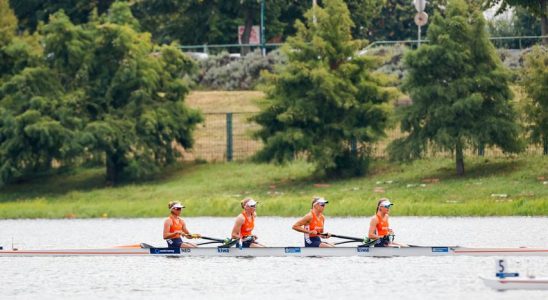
[
  {"xmin": 253, "ymin": 0, "xmax": 392, "ymax": 177},
  {"xmin": 522, "ymin": 46, "xmax": 548, "ymax": 154},
  {"xmin": 389, "ymin": 0, "xmax": 523, "ymax": 176}
]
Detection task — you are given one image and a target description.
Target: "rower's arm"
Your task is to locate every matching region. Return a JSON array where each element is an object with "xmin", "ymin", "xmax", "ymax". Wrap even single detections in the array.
[
  {"xmin": 181, "ymin": 220, "xmax": 191, "ymax": 237},
  {"xmin": 292, "ymin": 215, "xmax": 312, "ymax": 234},
  {"xmin": 231, "ymin": 215, "xmax": 244, "ymax": 239},
  {"xmin": 368, "ymin": 217, "xmax": 382, "ymax": 239}
]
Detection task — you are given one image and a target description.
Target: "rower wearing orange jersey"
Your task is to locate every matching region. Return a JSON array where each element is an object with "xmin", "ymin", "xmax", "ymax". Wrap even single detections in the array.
[
  {"xmin": 367, "ymin": 198, "xmax": 407, "ymax": 247},
  {"xmin": 163, "ymin": 201, "xmax": 201, "ymax": 248},
  {"xmin": 292, "ymin": 197, "xmax": 334, "ymax": 248},
  {"xmin": 231, "ymin": 198, "xmax": 265, "ymax": 248}
]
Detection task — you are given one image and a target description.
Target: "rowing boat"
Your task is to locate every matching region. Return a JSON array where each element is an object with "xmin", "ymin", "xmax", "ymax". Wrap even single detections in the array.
[
  {"xmin": 480, "ymin": 258, "xmax": 548, "ymax": 290},
  {"xmin": 480, "ymin": 276, "xmax": 548, "ymax": 290},
  {"xmin": 1, "ymin": 246, "xmax": 547, "ymax": 257}
]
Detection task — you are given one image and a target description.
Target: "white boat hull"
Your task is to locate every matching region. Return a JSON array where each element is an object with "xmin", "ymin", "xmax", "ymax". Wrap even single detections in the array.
[
  {"xmin": 1, "ymin": 246, "xmax": 547, "ymax": 257},
  {"xmin": 480, "ymin": 276, "xmax": 548, "ymax": 290}
]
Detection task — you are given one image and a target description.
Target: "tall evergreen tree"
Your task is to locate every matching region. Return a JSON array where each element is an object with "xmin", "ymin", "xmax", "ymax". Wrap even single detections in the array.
[
  {"xmin": 521, "ymin": 46, "xmax": 548, "ymax": 154},
  {"xmin": 389, "ymin": 0, "xmax": 523, "ymax": 176},
  {"xmin": 253, "ymin": 0, "xmax": 392, "ymax": 177}
]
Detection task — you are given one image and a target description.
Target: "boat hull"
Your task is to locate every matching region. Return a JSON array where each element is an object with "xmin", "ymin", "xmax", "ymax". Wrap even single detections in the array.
[
  {"xmin": 1, "ymin": 246, "xmax": 547, "ymax": 257},
  {"xmin": 480, "ymin": 276, "xmax": 548, "ymax": 290}
]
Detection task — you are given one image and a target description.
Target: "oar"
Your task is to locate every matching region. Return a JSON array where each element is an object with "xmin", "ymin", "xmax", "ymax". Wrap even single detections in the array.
[
  {"xmin": 329, "ymin": 234, "xmax": 381, "ymax": 246},
  {"xmin": 334, "ymin": 240, "xmax": 362, "ymax": 245},
  {"xmin": 218, "ymin": 238, "xmax": 239, "ymax": 248},
  {"xmin": 199, "ymin": 236, "xmax": 226, "ymax": 243},
  {"xmin": 197, "ymin": 241, "xmax": 224, "ymax": 246},
  {"xmin": 328, "ymin": 234, "xmax": 364, "ymax": 242}
]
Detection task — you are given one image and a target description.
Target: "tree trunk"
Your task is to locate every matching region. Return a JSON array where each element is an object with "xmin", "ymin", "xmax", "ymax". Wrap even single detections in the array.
[
  {"xmin": 241, "ymin": 7, "xmax": 254, "ymax": 56},
  {"xmin": 455, "ymin": 142, "xmax": 465, "ymax": 176},
  {"xmin": 544, "ymin": 135, "xmax": 548, "ymax": 155},
  {"xmin": 106, "ymin": 151, "xmax": 124, "ymax": 185},
  {"xmin": 542, "ymin": 0, "xmax": 548, "ymax": 45}
]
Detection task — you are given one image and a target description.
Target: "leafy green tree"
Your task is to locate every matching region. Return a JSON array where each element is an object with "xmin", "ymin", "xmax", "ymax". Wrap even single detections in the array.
[
  {"xmin": 0, "ymin": 0, "xmax": 67, "ymax": 183},
  {"xmin": 389, "ymin": 0, "xmax": 523, "ymax": 176},
  {"xmin": 521, "ymin": 46, "xmax": 548, "ymax": 154},
  {"xmin": 253, "ymin": 0, "xmax": 392, "ymax": 177},
  {"xmin": 9, "ymin": 0, "xmax": 115, "ymax": 32},
  {"xmin": 0, "ymin": 0, "xmax": 17, "ymax": 45},
  {"xmin": 488, "ymin": 6, "xmax": 542, "ymax": 48},
  {"xmin": 0, "ymin": 2, "xmax": 202, "ymax": 185},
  {"xmin": 361, "ymin": 0, "xmax": 448, "ymax": 41},
  {"xmin": 483, "ymin": 0, "xmax": 548, "ymax": 45}
]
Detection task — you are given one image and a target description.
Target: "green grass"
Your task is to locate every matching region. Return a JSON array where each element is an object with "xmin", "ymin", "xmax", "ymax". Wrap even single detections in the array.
[{"xmin": 0, "ymin": 155, "xmax": 547, "ymax": 218}]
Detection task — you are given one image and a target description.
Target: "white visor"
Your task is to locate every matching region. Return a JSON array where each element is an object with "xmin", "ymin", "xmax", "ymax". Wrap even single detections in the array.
[
  {"xmin": 314, "ymin": 198, "xmax": 329, "ymax": 205},
  {"xmin": 246, "ymin": 200, "xmax": 257, "ymax": 207},
  {"xmin": 171, "ymin": 203, "xmax": 184, "ymax": 209},
  {"xmin": 380, "ymin": 200, "xmax": 393, "ymax": 207}
]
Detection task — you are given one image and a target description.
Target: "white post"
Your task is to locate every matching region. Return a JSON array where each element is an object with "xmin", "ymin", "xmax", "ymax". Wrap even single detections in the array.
[
  {"xmin": 418, "ymin": 25, "xmax": 421, "ymax": 47},
  {"xmin": 312, "ymin": 0, "xmax": 317, "ymax": 24}
]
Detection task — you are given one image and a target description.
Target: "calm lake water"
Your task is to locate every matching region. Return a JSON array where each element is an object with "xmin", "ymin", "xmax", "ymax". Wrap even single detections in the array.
[{"xmin": 1, "ymin": 217, "xmax": 547, "ymax": 299}]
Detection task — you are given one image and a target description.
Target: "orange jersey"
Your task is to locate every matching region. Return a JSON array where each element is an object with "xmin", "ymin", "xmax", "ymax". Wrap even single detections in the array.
[
  {"xmin": 240, "ymin": 212, "xmax": 255, "ymax": 237},
  {"xmin": 375, "ymin": 213, "xmax": 390, "ymax": 236},
  {"xmin": 169, "ymin": 216, "xmax": 183, "ymax": 238},
  {"xmin": 305, "ymin": 210, "xmax": 325, "ymax": 238}
]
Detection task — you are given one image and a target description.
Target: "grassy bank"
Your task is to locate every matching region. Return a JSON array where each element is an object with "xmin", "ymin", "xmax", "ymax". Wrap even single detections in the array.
[{"xmin": 0, "ymin": 156, "xmax": 546, "ymax": 218}]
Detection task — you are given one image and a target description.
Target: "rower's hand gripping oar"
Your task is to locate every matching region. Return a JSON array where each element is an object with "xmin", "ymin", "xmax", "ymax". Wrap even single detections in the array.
[{"xmin": 195, "ymin": 236, "xmax": 235, "ymax": 246}]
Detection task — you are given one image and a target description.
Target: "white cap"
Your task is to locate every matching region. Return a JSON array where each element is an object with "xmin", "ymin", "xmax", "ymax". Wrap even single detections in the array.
[
  {"xmin": 171, "ymin": 202, "xmax": 184, "ymax": 209},
  {"xmin": 379, "ymin": 200, "xmax": 393, "ymax": 207},
  {"xmin": 246, "ymin": 200, "xmax": 257, "ymax": 207}
]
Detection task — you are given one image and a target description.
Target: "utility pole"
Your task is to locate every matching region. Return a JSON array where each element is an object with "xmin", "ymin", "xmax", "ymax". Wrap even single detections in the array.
[{"xmin": 260, "ymin": 0, "xmax": 266, "ymax": 56}]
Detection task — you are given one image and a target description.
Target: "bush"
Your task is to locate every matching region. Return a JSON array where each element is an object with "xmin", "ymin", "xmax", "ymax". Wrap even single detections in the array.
[{"xmin": 196, "ymin": 50, "xmax": 286, "ymax": 90}]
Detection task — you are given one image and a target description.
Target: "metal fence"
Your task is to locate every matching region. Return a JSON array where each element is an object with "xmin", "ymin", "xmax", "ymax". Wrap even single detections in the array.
[
  {"xmin": 181, "ymin": 36, "xmax": 548, "ymax": 56},
  {"xmin": 181, "ymin": 112, "xmax": 545, "ymax": 162}
]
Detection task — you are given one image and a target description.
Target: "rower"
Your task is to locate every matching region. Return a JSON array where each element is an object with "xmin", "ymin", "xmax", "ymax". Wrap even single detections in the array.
[
  {"xmin": 292, "ymin": 196, "xmax": 334, "ymax": 248},
  {"xmin": 367, "ymin": 198, "xmax": 407, "ymax": 247},
  {"xmin": 163, "ymin": 201, "xmax": 201, "ymax": 248},
  {"xmin": 231, "ymin": 198, "xmax": 265, "ymax": 248}
]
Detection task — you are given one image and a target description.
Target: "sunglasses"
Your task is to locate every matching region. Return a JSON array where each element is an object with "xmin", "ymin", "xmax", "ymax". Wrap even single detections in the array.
[
  {"xmin": 174, "ymin": 208, "xmax": 182, "ymax": 211},
  {"xmin": 382, "ymin": 205, "xmax": 391, "ymax": 208},
  {"xmin": 247, "ymin": 205, "xmax": 256, "ymax": 208},
  {"xmin": 318, "ymin": 203, "xmax": 326, "ymax": 207}
]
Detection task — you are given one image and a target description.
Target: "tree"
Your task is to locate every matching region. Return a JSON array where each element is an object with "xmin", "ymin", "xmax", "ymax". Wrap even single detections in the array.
[
  {"xmin": 488, "ymin": 6, "xmax": 542, "ymax": 48},
  {"xmin": 0, "ymin": 2, "xmax": 202, "ymax": 185},
  {"xmin": 9, "ymin": 0, "xmax": 114, "ymax": 32},
  {"xmin": 388, "ymin": 0, "xmax": 523, "ymax": 176},
  {"xmin": 253, "ymin": 0, "xmax": 392, "ymax": 177},
  {"xmin": 0, "ymin": 0, "xmax": 67, "ymax": 183},
  {"xmin": 361, "ymin": 0, "xmax": 449, "ymax": 41},
  {"xmin": 483, "ymin": 0, "xmax": 548, "ymax": 45},
  {"xmin": 0, "ymin": 0, "xmax": 17, "ymax": 46},
  {"xmin": 521, "ymin": 46, "xmax": 548, "ymax": 154},
  {"xmin": 132, "ymin": 0, "xmax": 286, "ymax": 47}
]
